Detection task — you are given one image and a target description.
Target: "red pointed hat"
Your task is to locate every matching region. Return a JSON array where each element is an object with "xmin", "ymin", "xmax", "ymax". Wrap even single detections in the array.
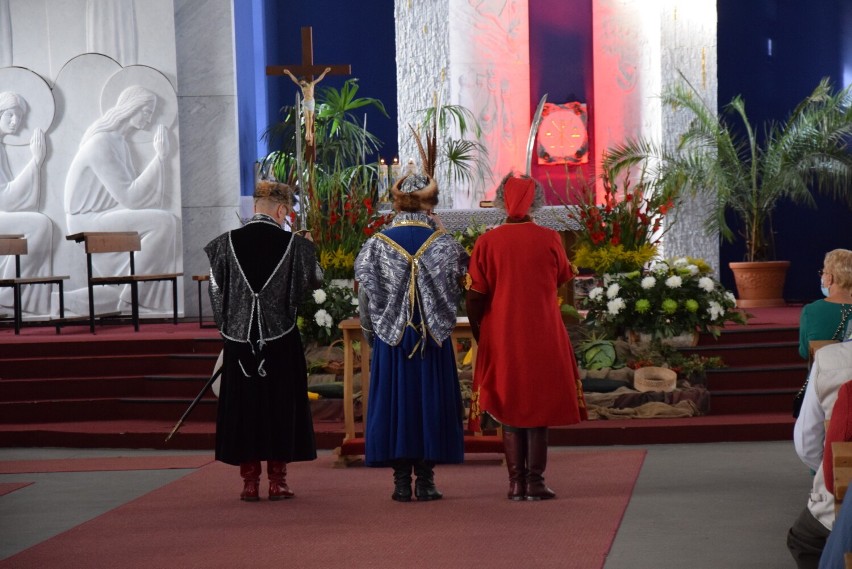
[{"xmin": 503, "ymin": 176, "xmax": 535, "ymax": 219}]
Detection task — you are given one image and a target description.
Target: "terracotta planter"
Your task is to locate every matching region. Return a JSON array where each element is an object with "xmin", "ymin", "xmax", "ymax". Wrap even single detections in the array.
[{"xmin": 728, "ymin": 261, "xmax": 790, "ymax": 308}]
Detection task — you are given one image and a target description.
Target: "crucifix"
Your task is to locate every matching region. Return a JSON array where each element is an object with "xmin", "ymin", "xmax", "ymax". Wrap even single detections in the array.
[
  {"xmin": 266, "ymin": 26, "xmax": 351, "ymax": 231},
  {"xmin": 267, "ymin": 26, "xmax": 351, "ymax": 146}
]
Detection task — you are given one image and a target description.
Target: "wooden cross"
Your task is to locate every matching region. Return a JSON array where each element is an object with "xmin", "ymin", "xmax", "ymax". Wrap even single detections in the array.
[{"xmin": 266, "ymin": 26, "xmax": 351, "ymax": 80}]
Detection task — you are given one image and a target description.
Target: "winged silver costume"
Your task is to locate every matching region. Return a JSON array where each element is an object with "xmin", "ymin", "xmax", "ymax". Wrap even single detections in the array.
[{"xmin": 355, "ymin": 212, "xmax": 469, "ymax": 350}]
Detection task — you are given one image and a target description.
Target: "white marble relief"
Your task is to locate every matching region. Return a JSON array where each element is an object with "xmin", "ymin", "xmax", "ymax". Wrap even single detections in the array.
[
  {"xmin": 449, "ymin": 0, "xmax": 529, "ymax": 207},
  {"xmin": 0, "ymin": 68, "xmax": 56, "ymax": 316},
  {"xmin": 1, "ymin": 0, "xmax": 228, "ymax": 319},
  {"xmin": 64, "ymin": 84, "xmax": 180, "ymax": 314},
  {"xmin": 0, "ymin": 94, "xmax": 54, "ymax": 314},
  {"xmin": 86, "ymin": 0, "xmax": 138, "ymax": 66}
]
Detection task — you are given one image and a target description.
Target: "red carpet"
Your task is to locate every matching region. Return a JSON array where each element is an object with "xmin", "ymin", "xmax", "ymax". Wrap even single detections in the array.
[
  {"xmin": 0, "ymin": 454, "xmax": 213, "ymax": 474},
  {"xmin": 0, "ymin": 482, "xmax": 32, "ymax": 496},
  {"xmin": 1, "ymin": 449, "xmax": 645, "ymax": 569}
]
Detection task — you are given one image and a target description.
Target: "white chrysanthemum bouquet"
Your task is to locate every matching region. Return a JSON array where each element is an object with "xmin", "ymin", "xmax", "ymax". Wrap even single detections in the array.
[
  {"xmin": 297, "ymin": 278, "xmax": 359, "ymax": 345},
  {"xmin": 582, "ymin": 257, "xmax": 748, "ymax": 340}
]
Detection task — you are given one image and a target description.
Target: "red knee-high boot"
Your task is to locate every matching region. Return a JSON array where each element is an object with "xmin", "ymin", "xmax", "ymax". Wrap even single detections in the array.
[
  {"xmin": 502, "ymin": 429, "xmax": 527, "ymax": 501},
  {"xmin": 526, "ymin": 427, "xmax": 555, "ymax": 501},
  {"xmin": 267, "ymin": 460, "xmax": 295, "ymax": 500},
  {"xmin": 239, "ymin": 461, "xmax": 262, "ymax": 502}
]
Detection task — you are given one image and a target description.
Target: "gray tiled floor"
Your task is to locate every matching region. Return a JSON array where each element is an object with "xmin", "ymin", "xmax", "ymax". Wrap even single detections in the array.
[{"xmin": 0, "ymin": 442, "xmax": 810, "ymax": 568}]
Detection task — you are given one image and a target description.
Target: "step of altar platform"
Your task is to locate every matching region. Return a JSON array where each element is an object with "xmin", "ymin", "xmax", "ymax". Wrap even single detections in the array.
[
  {"xmin": 0, "ymin": 310, "xmax": 806, "ymax": 449},
  {"xmin": 679, "ymin": 324, "xmax": 803, "ymax": 415}
]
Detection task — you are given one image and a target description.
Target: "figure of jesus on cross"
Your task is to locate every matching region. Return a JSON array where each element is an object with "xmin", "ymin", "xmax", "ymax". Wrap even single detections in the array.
[
  {"xmin": 282, "ymin": 67, "xmax": 330, "ymax": 144},
  {"xmin": 266, "ymin": 26, "xmax": 351, "ymax": 152}
]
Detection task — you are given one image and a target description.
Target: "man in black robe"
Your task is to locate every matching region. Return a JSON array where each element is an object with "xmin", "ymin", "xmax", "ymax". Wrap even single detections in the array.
[{"xmin": 205, "ymin": 179, "xmax": 323, "ymax": 501}]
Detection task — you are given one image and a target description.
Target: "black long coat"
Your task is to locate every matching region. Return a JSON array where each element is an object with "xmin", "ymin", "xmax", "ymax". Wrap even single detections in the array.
[{"xmin": 210, "ymin": 221, "xmax": 317, "ymax": 465}]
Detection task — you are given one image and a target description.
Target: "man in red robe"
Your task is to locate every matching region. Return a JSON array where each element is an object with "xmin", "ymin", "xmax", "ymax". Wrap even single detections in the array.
[{"xmin": 466, "ymin": 173, "xmax": 587, "ymax": 501}]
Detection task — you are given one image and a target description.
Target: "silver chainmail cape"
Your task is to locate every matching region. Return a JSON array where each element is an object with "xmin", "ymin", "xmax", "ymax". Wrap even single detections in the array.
[
  {"xmin": 354, "ymin": 212, "xmax": 469, "ymax": 349},
  {"xmin": 205, "ymin": 216, "xmax": 323, "ymax": 348}
]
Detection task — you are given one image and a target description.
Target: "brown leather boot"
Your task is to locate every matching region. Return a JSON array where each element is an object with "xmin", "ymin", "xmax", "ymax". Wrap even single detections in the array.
[
  {"xmin": 502, "ymin": 428, "xmax": 527, "ymax": 501},
  {"xmin": 239, "ymin": 461, "xmax": 261, "ymax": 502},
  {"xmin": 525, "ymin": 427, "xmax": 555, "ymax": 501},
  {"xmin": 267, "ymin": 460, "xmax": 295, "ymax": 500}
]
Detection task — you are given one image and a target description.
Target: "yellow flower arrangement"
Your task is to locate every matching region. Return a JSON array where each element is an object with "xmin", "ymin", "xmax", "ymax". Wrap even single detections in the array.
[
  {"xmin": 319, "ymin": 246, "xmax": 357, "ymax": 277},
  {"xmin": 573, "ymin": 243, "xmax": 657, "ymax": 276}
]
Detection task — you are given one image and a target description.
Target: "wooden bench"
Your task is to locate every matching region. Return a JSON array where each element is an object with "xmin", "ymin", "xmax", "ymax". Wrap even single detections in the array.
[
  {"xmin": 0, "ymin": 235, "xmax": 69, "ymax": 334},
  {"xmin": 66, "ymin": 232, "xmax": 182, "ymax": 333}
]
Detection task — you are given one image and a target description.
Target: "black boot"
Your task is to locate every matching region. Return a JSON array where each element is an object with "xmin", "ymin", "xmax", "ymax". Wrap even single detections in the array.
[
  {"xmin": 391, "ymin": 461, "xmax": 413, "ymax": 502},
  {"xmin": 414, "ymin": 460, "xmax": 443, "ymax": 501},
  {"xmin": 526, "ymin": 427, "xmax": 555, "ymax": 501},
  {"xmin": 502, "ymin": 428, "xmax": 527, "ymax": 501}
]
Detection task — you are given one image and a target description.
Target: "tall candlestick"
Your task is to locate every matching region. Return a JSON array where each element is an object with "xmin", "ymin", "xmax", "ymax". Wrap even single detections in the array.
[
  {"xmin": 378, "ymin": 158, "xmax": 389, "ymax": 202},
  {"xmin": 390, "ymin": 157, "xmax": 401, "ymax": 189}
]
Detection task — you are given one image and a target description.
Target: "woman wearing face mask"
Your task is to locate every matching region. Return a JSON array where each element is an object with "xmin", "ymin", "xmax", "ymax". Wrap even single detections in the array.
[{"xmin": 798, "ymin": 249, "xmax": 852, "ymax": 361}]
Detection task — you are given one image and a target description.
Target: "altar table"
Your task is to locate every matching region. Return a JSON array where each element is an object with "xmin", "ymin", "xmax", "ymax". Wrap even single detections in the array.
[{"xmin": 336, "ymin": 317, "xmax": 502, "ymax": 465}]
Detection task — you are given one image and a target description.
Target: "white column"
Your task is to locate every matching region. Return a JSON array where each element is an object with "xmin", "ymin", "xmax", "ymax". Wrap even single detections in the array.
[
  {"xmin": 593, "ymin": 0, "xmax": 718, "ymax": 272},
  {"xmin": 659, "ymin": 1, "xmax": 718, "ymax": 271},
  {"xmin": 592, "ymin": 0, "xmax": 663, "ymax": 185},
  {"xmin": 394, "ymin": 0, "xmax": 451, "ymax": 205}
]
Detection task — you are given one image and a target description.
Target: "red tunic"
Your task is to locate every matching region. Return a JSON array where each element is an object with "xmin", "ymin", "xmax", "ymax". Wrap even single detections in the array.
[{"xmin": 468, "ymin": 222, "xmax": 587, "ymax": 428}]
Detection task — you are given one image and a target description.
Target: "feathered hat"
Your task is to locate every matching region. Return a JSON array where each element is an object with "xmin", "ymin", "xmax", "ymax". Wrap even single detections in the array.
[{"xmin": 390, "ymin": 173, "xmax": 439, "ymax": 212}]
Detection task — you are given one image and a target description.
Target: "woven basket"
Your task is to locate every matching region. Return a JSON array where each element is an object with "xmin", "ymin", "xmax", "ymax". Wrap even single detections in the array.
[{"xmin": 633, "ymin": 366, "xmax": 677, "ymax": 393}]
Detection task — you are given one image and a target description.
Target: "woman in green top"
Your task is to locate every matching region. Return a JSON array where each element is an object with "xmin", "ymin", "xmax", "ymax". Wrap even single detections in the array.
[{"xmin": 798, "ymin": 249, "xmax": 852, "ymax": 360}]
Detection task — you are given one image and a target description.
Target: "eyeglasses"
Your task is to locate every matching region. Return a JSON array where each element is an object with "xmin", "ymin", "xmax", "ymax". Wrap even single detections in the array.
[{"xmin": 818, "ymin": 269, "xmax": 824, "ymax": 276}]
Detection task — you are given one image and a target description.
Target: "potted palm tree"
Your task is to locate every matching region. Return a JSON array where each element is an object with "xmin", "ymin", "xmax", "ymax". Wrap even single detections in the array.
[{"xmin": 604, "ymin": 76, "xmax": 852, "ymax": 307}]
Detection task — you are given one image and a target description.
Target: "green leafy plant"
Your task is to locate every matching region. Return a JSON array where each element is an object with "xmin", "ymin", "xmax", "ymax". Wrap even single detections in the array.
[
  {"xmin": 625, "ymin": 343, "xmax": 724, "ymax": 376},
  {"xmin": 604, "ymin": 75, "xmax": 852, "ymax": 262},
  {"xmin": 264, "ymin": 78, "xmax": 387, "ymax": 174},
  {"xmin": 451, "ymin": 220, "xmax": 489, "ymax": 254},
  {"xmin": 261, "ymin": 79, "xmax": 391, "ymax": 279},
  {"xmin": 669, "ymin": 353, "xmax": 725, "ymax": 377},
  {"xmin": 407, "ymin": 96, "xmax": 492, "ymax": 199}
]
